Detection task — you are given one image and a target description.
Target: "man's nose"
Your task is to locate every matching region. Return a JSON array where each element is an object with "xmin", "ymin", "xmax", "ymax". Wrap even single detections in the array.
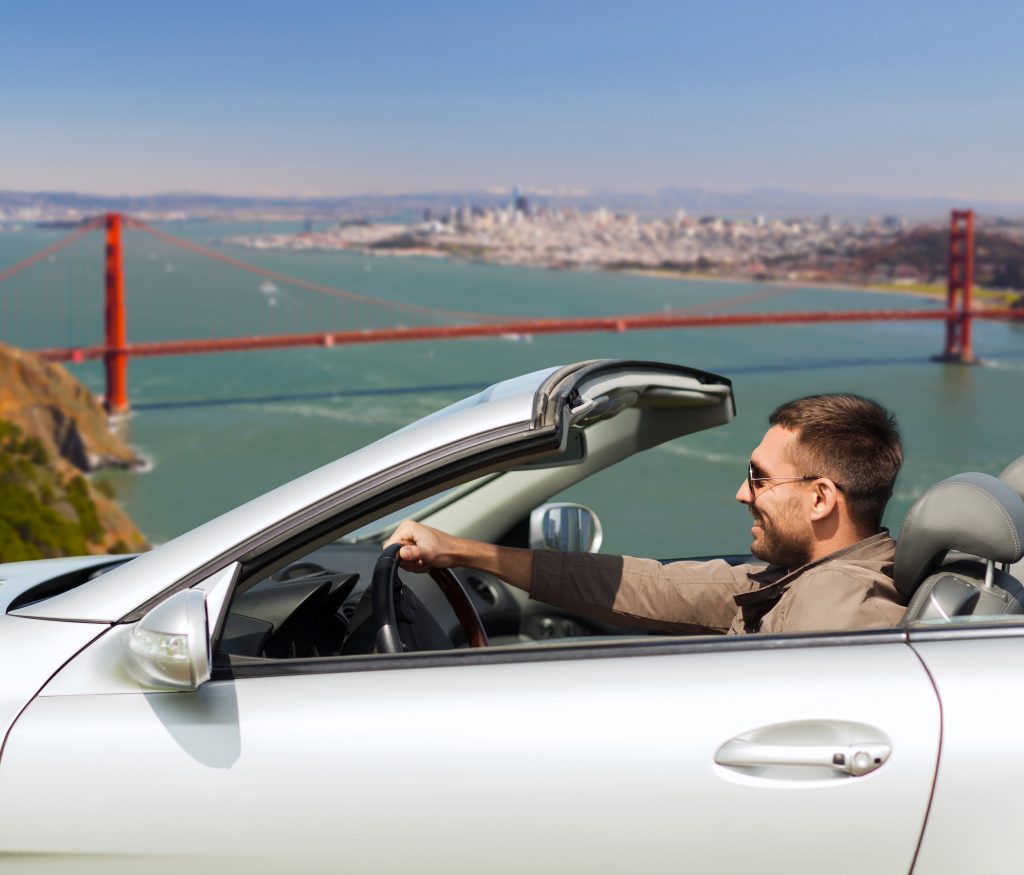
[{"xmin": 736, "ymin": 478, "xmax": 753, "ymax": 505}]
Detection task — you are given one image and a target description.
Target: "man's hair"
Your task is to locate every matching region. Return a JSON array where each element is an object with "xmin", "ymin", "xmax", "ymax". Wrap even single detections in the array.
[{"xmin": 769, "ymin": 393, "xmax": 902, "ymax": 533}]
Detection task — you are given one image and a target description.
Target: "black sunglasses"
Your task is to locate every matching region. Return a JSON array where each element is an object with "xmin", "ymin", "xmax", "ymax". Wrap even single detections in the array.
[{"xmin": 747, "ymin": 459, "xmax": 844, "ymax": 496}]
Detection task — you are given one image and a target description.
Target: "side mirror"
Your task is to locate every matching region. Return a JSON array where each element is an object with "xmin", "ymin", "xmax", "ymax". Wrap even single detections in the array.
[
  {"xmin": 125, "ymin": 564, "xmax": 238, "ymax": 691},
  {"xmin": 126, "ymin": 589, "xmax": 209, "ymax": 690},
  {"xmin": 529, "ymin": 502, "xmax": 603, "ymax": 553}
]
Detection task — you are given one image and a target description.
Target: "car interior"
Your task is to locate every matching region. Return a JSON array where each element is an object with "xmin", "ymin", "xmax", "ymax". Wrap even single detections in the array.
[
  {"xmin": 215, "ymin": 383, "xmax": 741, "ymax": 662},
  {"xmin": 215, "ymin": 486, "xmax": 663, "ymax": 662},
  {"xmin": 211, "ymin": 439, "xmax": 1024, "ymax": 662},
  {"xmin": 898, "ymin": 457, "xmax": 1024, "ymax": 625}
]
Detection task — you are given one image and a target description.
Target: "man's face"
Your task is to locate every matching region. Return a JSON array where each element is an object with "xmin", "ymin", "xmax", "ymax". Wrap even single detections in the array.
[{"xmin": 735, "ymin": 425, "xmax": 814, "ymax": 569}]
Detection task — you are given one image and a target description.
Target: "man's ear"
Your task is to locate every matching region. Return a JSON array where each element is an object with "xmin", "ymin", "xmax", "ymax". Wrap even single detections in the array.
[{"xmin": 808, "ymin": 480, "xmax": 841, "ymax": 521}]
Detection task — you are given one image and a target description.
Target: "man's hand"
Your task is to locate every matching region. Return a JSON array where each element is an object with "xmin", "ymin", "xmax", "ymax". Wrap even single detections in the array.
[
  {"xmin": 385, "ymin": 520, "xmax": 461, "ymax": 573},
  {"xmin": 383, "ymin": 520, "xmax": 535, "ymax": 592}
]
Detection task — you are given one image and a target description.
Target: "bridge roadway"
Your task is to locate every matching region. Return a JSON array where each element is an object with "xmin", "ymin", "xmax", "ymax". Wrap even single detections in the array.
[{"xmin": 33, "ymin": 306, "xmax": 1023, "ymax": 362}]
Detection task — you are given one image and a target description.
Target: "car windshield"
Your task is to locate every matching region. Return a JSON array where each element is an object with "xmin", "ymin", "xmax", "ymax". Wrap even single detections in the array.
[
  {"xmin": 340, "ymin": 494, "xmax": 450, "ymax": 543},
  {"xmin": 340, "ymin": 483, "xmax": 474, "ymax": 543}
]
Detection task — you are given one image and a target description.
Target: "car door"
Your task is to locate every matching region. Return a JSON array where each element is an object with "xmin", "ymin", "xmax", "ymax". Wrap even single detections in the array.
[
  {"xmin": 908, "ymin": 626, "xmax": 1024, "ymax": 875},
  {"xmin": 0, "ymin": 628, "xmax": 939, "ymax": 874}
]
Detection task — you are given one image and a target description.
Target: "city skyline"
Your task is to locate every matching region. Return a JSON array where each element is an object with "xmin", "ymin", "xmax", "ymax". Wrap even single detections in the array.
[{"xmin": 4, "ymin": 1, "xmax": 1022, "ymax": 201}]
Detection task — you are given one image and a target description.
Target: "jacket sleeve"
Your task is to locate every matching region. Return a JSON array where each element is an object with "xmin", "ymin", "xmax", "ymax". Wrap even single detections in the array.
[
  {"xmin": 760, "ymin": 564, "xmax": 907, "ymax": 634},
  {"xmin": 530, "ymin": 551, "xmax": 758, "ymax": 634}
]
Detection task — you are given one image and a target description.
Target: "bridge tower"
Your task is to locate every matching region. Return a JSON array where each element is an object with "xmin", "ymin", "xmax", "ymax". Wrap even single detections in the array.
[
  {"xmin": 104, "ymin": 212, "xmax": 129, "ymax": 413},
  {"xmin": 937, "ymin": 209, "xmax": 976, "ymax": 364}
]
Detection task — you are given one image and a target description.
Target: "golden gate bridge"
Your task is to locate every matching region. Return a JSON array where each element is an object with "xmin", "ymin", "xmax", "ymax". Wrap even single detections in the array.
[{"xmin": 0, "ymin": 209, "xmax": 1018, "ymax": 414}]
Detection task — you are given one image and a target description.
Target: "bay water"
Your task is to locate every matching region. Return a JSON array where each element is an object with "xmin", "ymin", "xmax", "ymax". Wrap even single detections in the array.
[{"xmin": 2, "ymin": 220, "xmax": 1023, "ymax": 558}]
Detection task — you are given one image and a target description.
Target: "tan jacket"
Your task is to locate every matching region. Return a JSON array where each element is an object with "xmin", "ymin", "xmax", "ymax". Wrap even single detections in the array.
[{"xmin": 530, "ymin": 532, "xmax": 905, "ymax": 635}]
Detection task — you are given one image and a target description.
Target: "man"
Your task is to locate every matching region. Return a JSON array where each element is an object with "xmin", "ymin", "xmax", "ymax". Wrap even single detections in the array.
[{"xmin": 385, "ymin": 393, "xmax": 906, "ymax": 635}]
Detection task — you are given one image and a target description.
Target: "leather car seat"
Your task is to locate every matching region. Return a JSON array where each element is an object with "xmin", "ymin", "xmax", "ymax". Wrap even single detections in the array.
[
  {"xmin": 999, "ymin": 455, "xmax": 1024, "ymax": 581},
  {"xmin": 896, "ymin": 473, "xmax": 1024, "ymax": 624},
  {"xmin": 999, "ymin": 454, "xmax": 1024, "ymax": 497}
]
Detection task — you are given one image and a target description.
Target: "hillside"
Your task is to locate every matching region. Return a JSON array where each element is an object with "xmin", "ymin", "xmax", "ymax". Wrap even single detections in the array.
[
  {"xmin": 846, "ymin": 227, "xmax": 1024, "ymax": 289},
  {"xmin": 0, "ymin": 344, "xmax": 148, "ymax": 562}
]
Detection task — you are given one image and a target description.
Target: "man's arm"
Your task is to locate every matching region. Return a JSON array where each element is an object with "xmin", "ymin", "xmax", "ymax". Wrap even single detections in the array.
[
  {"xmin": 385, "ymin": 520, "xmax": 754, "ymax": 634},
  {"xmin": 384, "ymin": 520, "xmax": 535, "ymax": 592},
  {"xmin": 532, "ymin": 551, "xmax": 753, "ymax": 633}
]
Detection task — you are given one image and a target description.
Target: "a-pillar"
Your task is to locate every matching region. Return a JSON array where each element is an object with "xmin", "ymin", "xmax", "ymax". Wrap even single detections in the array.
[{"xmin": 104, "ymin": 212, "xmax": 129, "ymax": 413}]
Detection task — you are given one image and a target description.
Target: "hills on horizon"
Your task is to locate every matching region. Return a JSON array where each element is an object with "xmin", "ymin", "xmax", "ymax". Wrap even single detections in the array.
[{"xmin": 2, "ymin": 186, "xmax": 1022, "ymax": 223}]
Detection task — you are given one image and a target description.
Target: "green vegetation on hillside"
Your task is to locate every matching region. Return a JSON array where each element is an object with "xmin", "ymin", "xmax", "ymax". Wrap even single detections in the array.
[
  {"xmin": 0, "ymin": 420, "xmax": 127, "ymax": 562},
  {"xmin": 855, "ymin": 229, "xmax": 1024, "ymax": 291}
]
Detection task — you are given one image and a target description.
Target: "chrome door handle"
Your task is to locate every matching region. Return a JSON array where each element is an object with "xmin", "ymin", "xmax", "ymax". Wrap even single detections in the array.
[{"xmin": 715, "ymin": 740, "xmax": 890, "ymax": 776}]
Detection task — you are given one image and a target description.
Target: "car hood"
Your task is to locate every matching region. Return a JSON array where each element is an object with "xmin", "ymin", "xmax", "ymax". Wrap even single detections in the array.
[{"xmin": 0, "ymin": 555, "xmax": 126, "ymax": 614}]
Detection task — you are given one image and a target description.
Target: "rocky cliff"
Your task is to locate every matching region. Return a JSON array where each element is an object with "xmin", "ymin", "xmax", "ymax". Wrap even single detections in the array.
[{"xmin": 0, "ymin": 343, "xmax": 148, "ymax": 561}]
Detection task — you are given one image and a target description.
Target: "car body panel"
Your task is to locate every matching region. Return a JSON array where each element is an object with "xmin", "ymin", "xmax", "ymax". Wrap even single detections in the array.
[
  {"xmin": 909, "ymin": 633, "xmax": 1024, "ymax": 874},
  {"xmin": 3, "ymin": 637, "xmax": 937, "ymax": 874},
  {"xmin": 0, "ymin": 615, "xmax": 108, "ymax": 751}
]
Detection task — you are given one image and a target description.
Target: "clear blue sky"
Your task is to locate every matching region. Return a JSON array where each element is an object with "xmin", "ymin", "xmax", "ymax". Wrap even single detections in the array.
[{"xmin": 3, "ymin": 0, "xmax": 1022, "ymax": 201}]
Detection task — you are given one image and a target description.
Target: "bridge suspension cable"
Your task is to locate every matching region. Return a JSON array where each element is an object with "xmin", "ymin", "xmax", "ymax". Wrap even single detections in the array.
[
  {"xmin": 0, "ymin": 217, "xmax": 104, "ymax": 286},
  {"xmin": 5, "ymin": 208, "xmax": 1021, "ymax": 417},
  {"xmin": 631, "ymin": 281, "xmax": 802, "ymax": 319},
  {"xmin": 126, "ymin": 218, "xmax": 514, "ymax": 324}
]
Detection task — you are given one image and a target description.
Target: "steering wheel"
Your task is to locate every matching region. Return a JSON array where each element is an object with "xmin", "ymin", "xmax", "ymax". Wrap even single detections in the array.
[{"xmin": 372, "ymin": 544, "xmax": 489, "ymax": 653}]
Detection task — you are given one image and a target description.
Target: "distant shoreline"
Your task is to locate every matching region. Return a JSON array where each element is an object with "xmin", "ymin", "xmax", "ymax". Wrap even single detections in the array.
[
  {"xmin": 618, "ymin": 267, "xmax": 940, "ymax": 298},
  {"xmin": 612, "ymin": 267, "xmax": 1020, "ymax": 304},
  {"xmin": 220, "ymin": 233, "xmax": 1020, "ymax": 306}
]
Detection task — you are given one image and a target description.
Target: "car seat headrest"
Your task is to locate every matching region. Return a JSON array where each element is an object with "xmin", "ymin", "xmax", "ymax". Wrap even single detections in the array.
[
  {"xmin": 999, "ymin": 454, "xmax": 1024, "ymax": 500},
  {"xmin": 894, "ymin": 472, "xmax": 1024, "ymax": 599}
]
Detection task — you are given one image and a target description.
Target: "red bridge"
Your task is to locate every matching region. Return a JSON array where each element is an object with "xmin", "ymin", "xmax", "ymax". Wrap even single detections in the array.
[{"xmin": 0, "ymin": 209, "xmax": 1018, "ymax": 413}]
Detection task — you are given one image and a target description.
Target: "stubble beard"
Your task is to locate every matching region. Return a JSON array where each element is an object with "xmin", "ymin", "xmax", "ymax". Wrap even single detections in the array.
[{"xmin": 750, "ymin": 507, "xmax": 813, "ymax": 570}]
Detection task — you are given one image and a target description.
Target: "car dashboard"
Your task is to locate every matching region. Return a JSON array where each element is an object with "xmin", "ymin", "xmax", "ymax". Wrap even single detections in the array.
[{"xmin": 218, "ymin": 541, "xmax": 620, "ymax": 660}]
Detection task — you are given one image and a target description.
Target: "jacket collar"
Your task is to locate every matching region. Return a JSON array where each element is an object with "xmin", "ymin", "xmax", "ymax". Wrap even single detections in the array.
[{"xmin": 734, "ymin": 530, "xmax": 893, "ymax": 608}]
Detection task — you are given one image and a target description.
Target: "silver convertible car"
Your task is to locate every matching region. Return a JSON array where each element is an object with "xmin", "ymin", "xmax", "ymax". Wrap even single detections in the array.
[{"xmin": 2, "ymin": 359, "xmax": 1024, "ymax": 874}]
